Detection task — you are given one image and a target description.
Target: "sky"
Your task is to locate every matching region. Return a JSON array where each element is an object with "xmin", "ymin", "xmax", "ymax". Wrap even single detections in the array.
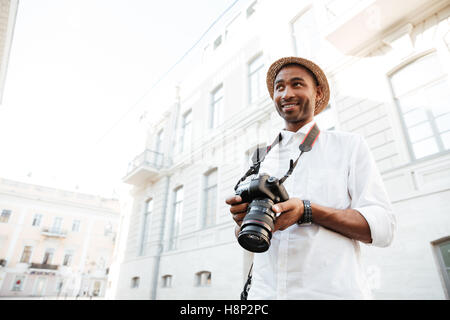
[{"xmin": 0, "ymin": 0, "xmax": 243, "ymax": 198}]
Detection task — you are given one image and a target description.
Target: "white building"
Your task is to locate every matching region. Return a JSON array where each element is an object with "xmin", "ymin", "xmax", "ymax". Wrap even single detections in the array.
[
  {"xmin": 0, "ymin": 178, "xmax": 120, "ymax": 298},
  {"xmin": 0, "ymin": 0, "xmax": 18, "ymax": 105},
  {"xmin": 115, "ymin": 0, "xmax": 450, "ymax": 299}
]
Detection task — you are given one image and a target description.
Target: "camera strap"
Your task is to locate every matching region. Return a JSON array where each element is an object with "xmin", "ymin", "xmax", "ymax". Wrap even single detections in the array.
[
  {"xmin": 239, "ymin": 122, "xmax": 320, "ymax": 300},
  {"xmin": 235, "ymin": 123, "xmax": 320, "ymax": 191},
  {"xmin": 279, "ymin": 122, "xmax": 320, "ymax": 184}
]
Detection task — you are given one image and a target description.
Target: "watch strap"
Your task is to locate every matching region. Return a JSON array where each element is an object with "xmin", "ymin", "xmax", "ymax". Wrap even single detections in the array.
[{"xmin": 298, "ymin": 200, "xmax": 312, "ymax": 226}]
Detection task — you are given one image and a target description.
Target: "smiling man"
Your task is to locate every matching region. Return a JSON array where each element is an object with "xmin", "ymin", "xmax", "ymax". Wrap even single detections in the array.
[{"xmin": 226, "ymin": 57, "xmax": 396, "ymax": 299}]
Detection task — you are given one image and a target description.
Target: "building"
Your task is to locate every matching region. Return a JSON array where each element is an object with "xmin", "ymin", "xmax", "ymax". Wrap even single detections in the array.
[
  {"xmin": 115, "ymin": 0, "xmax": 450, "ymax": 299},
  {"xmin": 0, "ymin": 0, "xmax": 18, "ymax": 105},
  {"xmin": 0, "ymin": 178, "xmax": 120, "ymax": 298}
]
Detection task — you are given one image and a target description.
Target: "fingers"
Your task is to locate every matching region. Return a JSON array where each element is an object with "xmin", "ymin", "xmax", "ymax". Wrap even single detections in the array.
[
  {"xmin": 272, "ymin": 198, "xmax": 304, "ymax": 231},
  {"xmin": 230, "ymin": 203, "xmax": 248, "ymax": 226},
  {"xmin": 225, "ymin": 195, "xmax": 242, "ymax": 205},
  {"xmin": 226, "ymin": 195, "xmax": 248, "ymax": 227},
  {"xmin": 232, "ymin": 212, "xmax": 246, "ymax": 226},
  {"xmin": 229, "ymin": 202, "xmax": 248, "ymax": 214}
]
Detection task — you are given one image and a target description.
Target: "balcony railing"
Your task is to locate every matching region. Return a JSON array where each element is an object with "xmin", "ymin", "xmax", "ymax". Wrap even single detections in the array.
[
  {"xmin": 123, "ymin": 149, "xmax": 165, "ymax": 185},
  {"xmin": 127, "ymin": 149, "xmax": 164, "ymax": 173},
  {"xmin": 41, "ymin": 227, "xmax": 67, "ymax": 238},
  {"xmin": 29, "ymin": 263, "xmax": 59, "ymax": 270}
]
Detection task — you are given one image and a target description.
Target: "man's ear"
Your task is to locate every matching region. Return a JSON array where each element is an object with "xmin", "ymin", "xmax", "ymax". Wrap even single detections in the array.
[{"xmin": 315, "ymin": 85, "xmax": 324, "ymax": 102}]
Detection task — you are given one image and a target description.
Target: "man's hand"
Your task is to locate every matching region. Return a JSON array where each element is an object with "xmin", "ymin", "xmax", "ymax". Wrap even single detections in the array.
[
  {"xmin": 225, "ymin": 195, "xmax": 249, "ymax": 227},
  {"xmin": 272, "ymin": 198, "xmax": 304, "ymax": 231},
  {"xmin": 225, "ymin": 195, "xmax": 249, "ymax": 238}
]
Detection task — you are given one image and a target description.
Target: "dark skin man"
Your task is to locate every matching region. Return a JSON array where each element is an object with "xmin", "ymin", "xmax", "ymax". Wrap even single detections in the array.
[{"xmin": 225, "ymin": 64, "xmax": 372, "ymax": 243}]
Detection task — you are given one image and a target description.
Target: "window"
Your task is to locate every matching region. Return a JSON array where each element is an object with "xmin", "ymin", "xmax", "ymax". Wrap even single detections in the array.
[
  {"xmin": 433, "ymin": 237, "xmax": 450, "ymax": 297},
  {"xmin": 153, "ymin": 129, "xmax": 164, "ymax": 167},
  {"xmin": 72, "ymin": 220, "xmax": 80, "ymax": 232},
  {"xmin": 131, "ymin": 276, "xmax": 140, "ymax": 289},
  {"xmin": 203, "ymin": 169, "xmax": 218, "ymax": 227},
  {"xmin": 104, "ymin": 222, "xmax": 113, "ymax": 236},
  {"xmin": 63, "ymin": 251, "xmax": 73, "ymax": 266},
  {"xmin": 246, "ymin": 1, "xmax": 257, "ymax": 18},
  {"xmin": 155, "ymin": 129, "xmax": 163, "ymax": 153},
  {"xmin": 52, "ymin": 217, "xmax": 63, "ymax": 233},
  {"xmin": 291, "ymin": 8, "xmax": 320, "ymax": 59},
  {"xmin": 161, "ymin": 275, "xmax": 173, "ymax": 288},
  {"xmin": 12, "ymin": 275, "xmax": 25, "ymax": 291},
  {"xmin": 42, "ymin": 248, "xmax": 54, "ymax": 265},
  {"xmin": 169, "ymin": 187, "xmax": 184, "ymax": 250},
  {"xmin": 139, "ymin": 199, "xmax": 153, "ymax": 256},
  {"xmin": 32, "ymin": 214, "xmax": 42, "ymax": 227},
  {"xmin": 248, "ymin": 54, "xmax": 265, "ymax": 104},
  {"xmin": 210, "ymin": 85, "xmax": 224, "ymax": 129},
  {"xmin": 20, "ymin": 246, "xmax": 33, "ymax": 263},
  {"xmin": 0, "ymin": 209, "xmax": 11, "ymax": 223},
  {"xmin": 213, "ymin": 35, "xmax": 222, "ymax": 50},
  {"xmin": 195, "ymin": 271, "xmax": 212, "ymax": 287},
  {"xmin": 390, "ymin": 52, "xmax": 450, "ymax": 160},
  {"xmin": 178, "ymin": 110, "xmax": 192, "ymax": 153}
]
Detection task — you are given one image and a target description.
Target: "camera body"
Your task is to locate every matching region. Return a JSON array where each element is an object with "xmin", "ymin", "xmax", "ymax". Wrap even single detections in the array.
[{"xmin": 235, "ymin": 173, "xmax": 289, "ymax": 252}]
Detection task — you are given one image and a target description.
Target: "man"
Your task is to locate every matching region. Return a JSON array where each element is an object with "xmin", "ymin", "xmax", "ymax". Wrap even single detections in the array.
[{"xmin": 226, "ymin": 57, "xmax": 396, "ymax": 299}]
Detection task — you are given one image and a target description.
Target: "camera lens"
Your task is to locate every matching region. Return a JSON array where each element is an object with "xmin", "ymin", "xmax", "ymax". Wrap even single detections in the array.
[{"xmin": 238, "ymin": 199, "xmax": 276, "ymax": 253}]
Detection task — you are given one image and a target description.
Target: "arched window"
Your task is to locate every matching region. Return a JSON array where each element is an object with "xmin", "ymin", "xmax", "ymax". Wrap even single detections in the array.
[
  {"xmin": 390, "ymin": 52, "xmax": 450, "ymax": 160},
  {"xmin": 195, "ymin": 271, "xmax": 211, "ymax": 287},
  {"xmin": 161, "ymin": 274, "xmax": 173, "ymax": 288}
]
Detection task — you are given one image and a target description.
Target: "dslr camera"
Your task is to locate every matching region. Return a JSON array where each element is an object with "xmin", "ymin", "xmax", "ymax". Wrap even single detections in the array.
[{"xmin": 234, "ymin": 173, "xmax": 289, "ymax": 253}]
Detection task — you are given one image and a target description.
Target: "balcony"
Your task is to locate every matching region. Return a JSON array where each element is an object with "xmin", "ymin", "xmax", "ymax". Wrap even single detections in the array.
[
  {"xmin": 323, "ymin": 0, "xmax": 440, "ymax": 54},
  {"xmin": 41, "ymin": 227, "xmax": 67, "ymax": 238},
  {"xmin": 123, "ymin": 149, "xmax": 165, "ymax": 185},
  {"xmin": 29, "ymin": 263, "xmax": 59, "ymax": 270}
]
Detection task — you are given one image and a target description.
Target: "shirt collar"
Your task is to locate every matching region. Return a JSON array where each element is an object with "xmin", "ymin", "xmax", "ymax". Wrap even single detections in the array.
[{"xmin": 279, "ymin": 121, "xmax": 316, "ymax": 146}]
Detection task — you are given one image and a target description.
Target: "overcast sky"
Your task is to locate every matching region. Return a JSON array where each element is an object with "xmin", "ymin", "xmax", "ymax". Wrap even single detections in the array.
[{"xmin": 0, "ymin": 0, "xmax": 242, "ymax": 198}]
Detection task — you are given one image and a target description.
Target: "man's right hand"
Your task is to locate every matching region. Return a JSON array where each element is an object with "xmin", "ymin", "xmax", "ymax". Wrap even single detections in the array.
[{"xmin": 225, "ymin": 195, "xmax": 249, "ymax": 227}]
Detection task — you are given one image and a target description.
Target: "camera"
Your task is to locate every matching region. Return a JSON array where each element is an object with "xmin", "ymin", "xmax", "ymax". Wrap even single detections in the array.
[{"xmin": 235, "ymin": 173, "xmax": 289, "ymax": 253}]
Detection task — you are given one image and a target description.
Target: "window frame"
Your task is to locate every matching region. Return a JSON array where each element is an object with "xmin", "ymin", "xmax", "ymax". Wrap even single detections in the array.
[
  {"xmin": 169, "ymin": 186, "xmax": 184, "ymax": 251},
  {"xmin": 0, "ymin": 209, "xmax": 11, "ymax": 223},
  {"xmin": 139, "ymin": 198, "xmax": 153, "ymax": 256},
  {"xmin": 131, "ymin": 276, "xmax": 140, "ymax": 289},
  {"xmin": 388, "ymin": 51, "xmax": 450, "ymax": 161},
  {"xmin": 202, "ymin": 168, "xmax": 218, "ymax": 228},
  {"xmin": 432, "ymin": 236, "xmax": 450, "ymax": 299},
  {"xmin": 195, "ymin": 271, "xmax": 212, "ymax": 287},
  {"xmin": 161, "ymin": 274, "xmax": 173, "ymax": 288},
  {"xmin": 248, "ymin": 53, "xmax": 265, "ymax": 105},
  {"xmin": 20, "ymin": 245, "xmax": 33, "ymax": 264},
  {"xmin": 32, "ymin": 214, "xmax": 43, "ymax": 227},
  {"xmin": 210, "ymin": 84, "xmax": 224, "ymax": 129}
]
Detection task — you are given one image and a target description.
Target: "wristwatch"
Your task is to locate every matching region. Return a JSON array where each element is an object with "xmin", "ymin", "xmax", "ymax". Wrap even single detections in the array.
[{"xmin": 298, "ymin": 200, "xmax": 312, "ymax": 226}]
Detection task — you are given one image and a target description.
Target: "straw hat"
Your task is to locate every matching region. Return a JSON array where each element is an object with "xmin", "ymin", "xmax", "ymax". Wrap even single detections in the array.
[{"xmin": 266, "ymin": 56, "xmax": 330, "ymax": 115}]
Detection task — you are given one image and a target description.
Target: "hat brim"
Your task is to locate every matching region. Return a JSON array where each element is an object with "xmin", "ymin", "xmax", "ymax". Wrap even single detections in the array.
[{"xmin": 266, "ymin": 57, "xmax": 330, "ymax": 115}]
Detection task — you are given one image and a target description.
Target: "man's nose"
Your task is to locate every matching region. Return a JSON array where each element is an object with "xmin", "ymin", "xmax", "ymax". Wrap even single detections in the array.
[{"xmin": 282, "ymin": 85, "xmax": 295, "ymax": 99}]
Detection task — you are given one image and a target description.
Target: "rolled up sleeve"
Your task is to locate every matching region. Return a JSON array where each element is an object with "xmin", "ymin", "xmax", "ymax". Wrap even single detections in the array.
[{"xmin": 348, "ymin": 135, "xmax": 396, "ymax": 247}]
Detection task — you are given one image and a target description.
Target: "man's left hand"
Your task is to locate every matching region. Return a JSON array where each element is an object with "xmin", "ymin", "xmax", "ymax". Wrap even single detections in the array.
[{"xmin": 272, "ymin": 198, "xmax": 304, "ymax": 231}]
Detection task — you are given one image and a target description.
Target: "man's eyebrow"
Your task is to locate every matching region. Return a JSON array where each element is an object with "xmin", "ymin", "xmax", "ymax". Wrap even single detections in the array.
[{"xmin": 275, "ymin": 77, "xmax": 306, "ymax": 85}]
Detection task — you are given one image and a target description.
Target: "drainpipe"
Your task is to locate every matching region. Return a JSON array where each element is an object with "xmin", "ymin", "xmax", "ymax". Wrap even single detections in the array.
[
  {"xmin": 150, "ymin": 174, "xmax": 171, "ymax": 299},
  {"xmin": 150, "ymin": 85, "xmax": 180, "ymax": 299}
]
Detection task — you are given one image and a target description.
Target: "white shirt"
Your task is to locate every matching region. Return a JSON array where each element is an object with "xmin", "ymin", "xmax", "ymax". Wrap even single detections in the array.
[{"xmin": 248, "ymin": 121, "xmax": 396, "ymax": 300}]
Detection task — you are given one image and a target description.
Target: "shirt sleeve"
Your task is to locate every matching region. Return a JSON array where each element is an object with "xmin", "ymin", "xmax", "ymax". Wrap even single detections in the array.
[{"xmin": 348, "ymin": 135, "xmax": 396, "ymax": 247}]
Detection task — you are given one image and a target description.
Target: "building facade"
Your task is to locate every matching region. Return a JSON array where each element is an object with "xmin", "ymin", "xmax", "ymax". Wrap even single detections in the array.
[
  {"xmin": 0, "ymin": 0, "xmax": 18, "ymax": 105},
  {"xmin": 115, "ymin": 0, "xmax": 450, "ymax": 299},
  {"xmin": 0, "ymin": 178, "xmax": 120, "ymax": 298}
]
